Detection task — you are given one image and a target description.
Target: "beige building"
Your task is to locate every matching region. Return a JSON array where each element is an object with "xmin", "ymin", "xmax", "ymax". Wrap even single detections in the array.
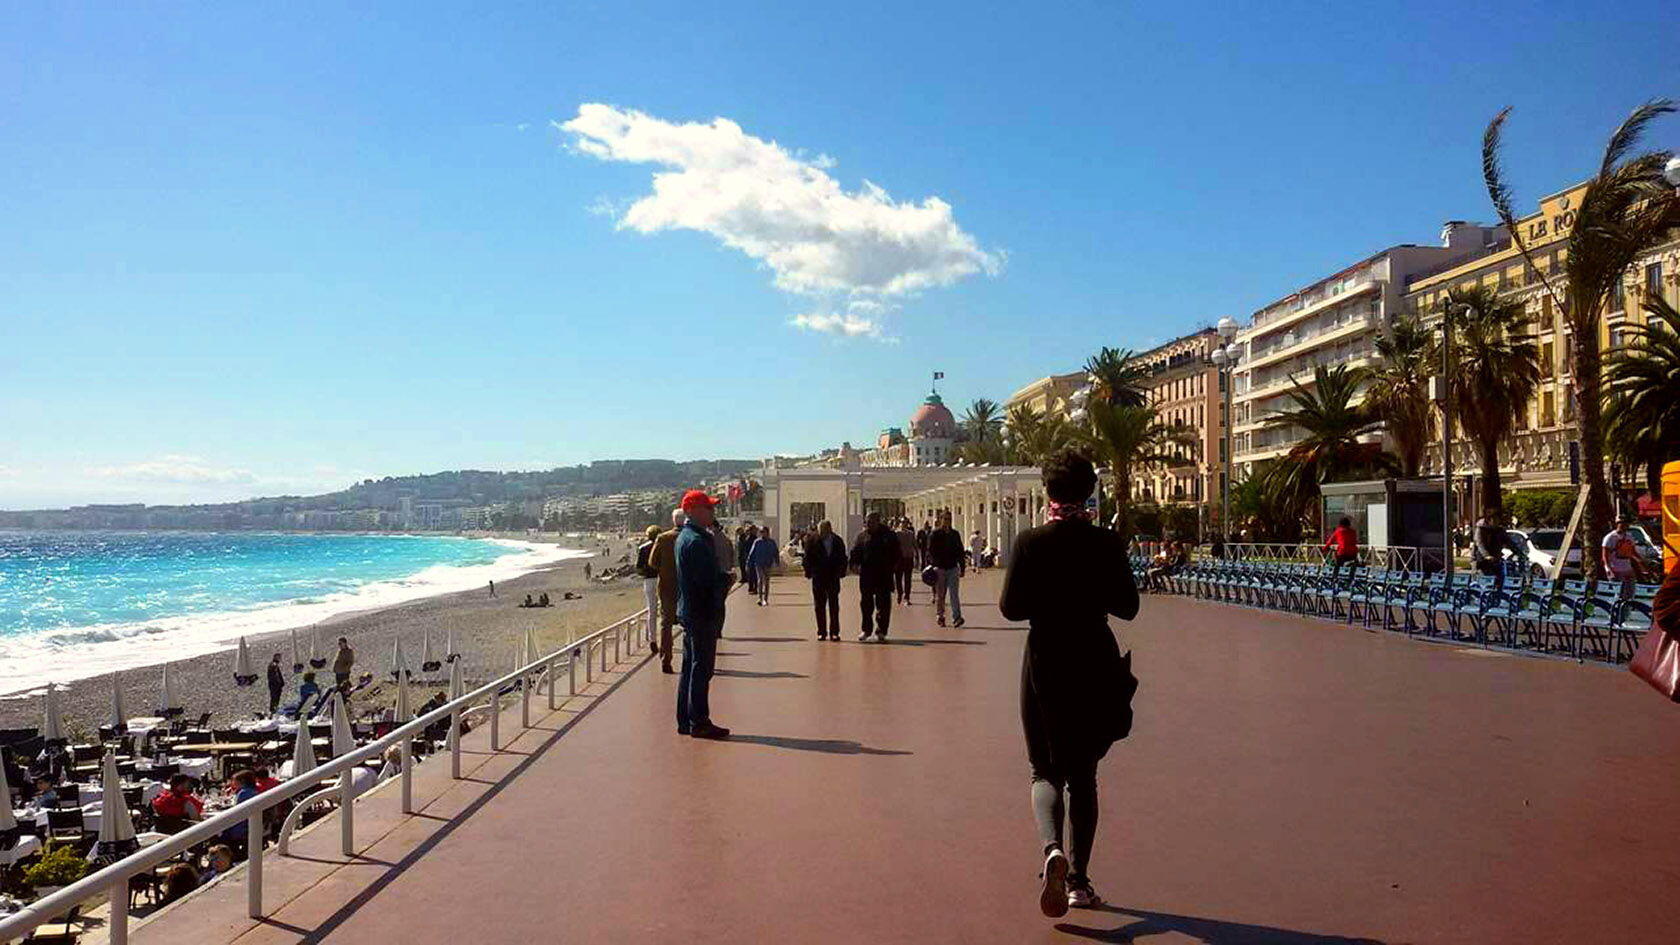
[
  {"xmin": 1128, "ymin": 329, "xmax": 1224, "ymax": 512},
  {"xmin": 1405, "ymin": 182, "xmax": 1680, "ymax": 492},
  {"xmin": 1005, "ymin": 371, "xmax": 1086, "ymax": 420},
  {"xmin": 1232, "ymin": 228, "xmax": 1504, "ymax": 475}
]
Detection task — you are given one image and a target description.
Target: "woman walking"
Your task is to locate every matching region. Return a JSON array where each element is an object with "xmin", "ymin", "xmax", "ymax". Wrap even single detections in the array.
[{"xmin": 1000, "ymin": 450, "xmax": 1138, "ymax": 918}]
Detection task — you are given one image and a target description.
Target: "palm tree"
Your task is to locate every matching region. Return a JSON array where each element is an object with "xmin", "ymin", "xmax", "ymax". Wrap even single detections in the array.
[
  {"xmin": 1260, "ymin": 364, "xmax": 1395, "ymax": 533},
  {"xmin": 1076, "ymin": 400, "xmax": 1194, "ymax": 540},
  {"xmin": 960, "ymin": 398, "xmax": 1004, "ymax": 447},
  {"xmin": 1481, "ymin": 99, "xmax": 1680, "ymax": 577},
  {"xmin": 1606, "ymin": 294, "xmax": 1680, "ymax": 499},
  {"xmin": 1004, "ymin": 404, "xmax": 1073, "ymax": 467},
  {"xmin": 1083, "ymin": 347, "xmax": 1150, "ymax": 408},
  {"xmin": 1448, "ymin": 285, "xmax": 1541, "ymax": 520},
  {"xmin": 1366, "ymin": 314, "xmax": 1437, "ymax": 477}
]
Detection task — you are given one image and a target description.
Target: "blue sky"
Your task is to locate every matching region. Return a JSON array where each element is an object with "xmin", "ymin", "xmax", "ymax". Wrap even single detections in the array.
[{"xmin": 2, "ymin": 1, "xmax": 1676, "ymax": 508}]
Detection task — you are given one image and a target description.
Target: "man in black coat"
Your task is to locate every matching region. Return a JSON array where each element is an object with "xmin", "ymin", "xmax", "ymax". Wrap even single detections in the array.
[
  {"xmin": 802, "ymin": 520, "xmax": 849, "ymax": 640},
  {"xmin": 850, "ymin": 511, "xmax": 903, "ymax": 641}
]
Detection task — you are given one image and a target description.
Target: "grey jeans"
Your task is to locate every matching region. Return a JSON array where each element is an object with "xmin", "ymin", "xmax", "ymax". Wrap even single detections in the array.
[{"xmin": 935, "ymin": 567, "xmax": 963, "ymax": 622}]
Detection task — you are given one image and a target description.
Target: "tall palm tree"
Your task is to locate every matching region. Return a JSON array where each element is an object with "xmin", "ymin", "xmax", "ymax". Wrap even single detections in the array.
[
  {"xmin": 960, "ymin": 398, "xmax": 1004, "ymax": 446},
  {"xmin": 1076, "ymin": 400, "xmax": 1194, "ymax": 540},
  {"xmin": 1261, "ymin": 364, "xmax": 1395, "ymax": 532},
  {"xmin": 1366, "ymin": 315, "xmax": 1437, "ymax": 477},
  {"xmin": 1481, "ymin": 99, "xmax": 1680, "ymax": 577},
  {"xmin": 1448, "ymin": 285, "xmax": 1542, "ymax": 520},
  {"xmin": 1606, "ymin": 294, "xmax": 1680, "ymax": 499},
  {"xmin": 1083, "ymin": 347, "xmax": 1150, "ymax": 408},
  {"xmin": 1002, "ymin": 404, "xmax": 1072, "ymax": 467}
]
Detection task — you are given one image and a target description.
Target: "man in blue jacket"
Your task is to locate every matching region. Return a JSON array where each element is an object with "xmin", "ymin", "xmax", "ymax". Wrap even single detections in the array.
[{"xmin": 675, "ymin": 489, "xmax": 730, "ymax": 739}]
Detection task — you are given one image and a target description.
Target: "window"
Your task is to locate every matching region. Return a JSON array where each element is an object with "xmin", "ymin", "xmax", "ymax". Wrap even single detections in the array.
[
  {"xmin": 1613, "ymin": 277, "xmax": 1626, "ymax": 313},
  {"xmin": 1541, "ymin": 391, "xmax": 1555, "ymax": 427},
  {"xmin": 1540, "ymin": 342, "xmax": 1554, "ymax": 378},
  {"xmin": 1647, "ymin": 262, "xmax": 1664, "ymax": 295}
]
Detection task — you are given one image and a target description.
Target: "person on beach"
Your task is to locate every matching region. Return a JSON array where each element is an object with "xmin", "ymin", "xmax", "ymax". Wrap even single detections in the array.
[
  {"xmin": 648, "ymin": 509, "xmax": 686, "ymax": 674},
  {"xmin": 1323, "ymin": 516, "xmax": 1360, "ymax": 582},
  {"xmin": 297, "ymin": 671, "xmax": 322, "ymax": 717},
  {"xmin": 748, "ymin": 526, "xmax": 780, "ymax": 606},
  {"xmin": 999, "ymin": 450, "xmax": 1139, "ymax": 917},
  {"xmin": 333, "ymin": 636, "xmax": 355, "ymax": 689},
  {"xmin": 637, "ymin": 524, "xmax": 661, "ymax": 645},
  {"xmin": 928, "ymin": 511, "xmax": 966, "ymax": 628},
  {"xmin": 803, "ymin": 520, "xmax": 849, "ymax": 640},
  {"xmin": 850, "ymin": 511, "xmax": 903, "ymax": 642},
  {"xmin": 152, "ymin": 774, "xmax": 207, "ymax": 834},
  {"xmin": 488, "ymin": 579, "xmax": 496, "ymax": 597},
  {"xmin": 894, "ymin": 518, "xmax": 918, "ymax": 604},
  {"xmin": 266, "ymin": 653, "xmax": 285, "ymax": 715},
  {"xmin": 675, "ymin": 489, "xmax": 729, "ymax": 739}
]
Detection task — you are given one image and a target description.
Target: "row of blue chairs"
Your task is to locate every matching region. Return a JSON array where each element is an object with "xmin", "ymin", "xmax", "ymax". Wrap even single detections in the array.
[{"xmin": 1134, "ymin": 557, "xmax": 1657, "ymax": 663}]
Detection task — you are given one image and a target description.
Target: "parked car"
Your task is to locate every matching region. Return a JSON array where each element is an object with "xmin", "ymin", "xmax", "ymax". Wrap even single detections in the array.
[
  {"xmin": 1523, "ymin": 528, "xmax": 1583, "ymax": 577},
  {"xmin": 1626, "ymin": 524, "xmax": 1665, "ymax": 571}
]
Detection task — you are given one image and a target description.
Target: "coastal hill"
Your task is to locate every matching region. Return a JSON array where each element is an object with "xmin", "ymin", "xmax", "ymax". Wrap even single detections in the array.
[{"xmin": 0, "ymin": 458, "xmax": 759, "ymax": 532}]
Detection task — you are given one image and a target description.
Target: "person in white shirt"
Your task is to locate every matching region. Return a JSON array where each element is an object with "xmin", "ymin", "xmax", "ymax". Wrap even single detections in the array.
[
  {"xmin": 1601, "ymin": 516, "xmax": 1643, "ymax": 597},
  {"xmin": 969, "ymin": 530, "xmax": 987, "ymax": 568}
]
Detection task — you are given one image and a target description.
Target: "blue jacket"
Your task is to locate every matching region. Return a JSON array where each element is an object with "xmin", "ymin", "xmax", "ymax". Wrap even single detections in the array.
[
  {"xmin": 748, "ymin": 536, "xmax": 780, "ymax": 569},
  {"xmin": 676, "ymin": 521, "xmax": 726, "ymax": 626}
]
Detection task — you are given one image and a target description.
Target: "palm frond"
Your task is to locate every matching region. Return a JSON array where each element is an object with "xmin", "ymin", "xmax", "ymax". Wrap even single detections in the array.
[
  {"xmin": 1482, "ymin": 107, "xmax": 1518, "ymax": 228},
  {"xmin": 1600, "ymin": 98, "xmax": 1676, "ymax": 176}
]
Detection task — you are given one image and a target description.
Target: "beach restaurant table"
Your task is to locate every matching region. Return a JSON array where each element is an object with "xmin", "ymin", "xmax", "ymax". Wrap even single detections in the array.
[
  {"xmin": 0, "ymin": 835, "xmax": 41, "ymax": 866},
  {"xmin": 137, "ymin": 756, "xmax": 214, "ymax": 781}
]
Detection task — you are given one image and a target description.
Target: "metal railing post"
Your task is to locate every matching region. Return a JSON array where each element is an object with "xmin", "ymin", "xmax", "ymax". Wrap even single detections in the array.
[
  {"xmin": 585, "ymin": 642, "xmax": 593, "ymax": 683},
  {"xmin": 489, "ymin": 692, "xmax": 500, "ymax": 750},
  {"xmin": 600, "ymin": 635, "xmax": 608, "ymax": 673},
  {"xmin": 400, "ymin": 740, "xmax": 413, "ymax": 814},
  {"xmin": 449, "ymin": 706, "xmax": 461, "ymax": 779},
  {"xmin": 340, "ymin": 775, "xmax": 355, "ymax": 857},
  {"xmin": 109, "ymin": 878, "xmax": 128, "ymax": 945},
  {"xmin": 569, "ymin": 652, "xmax": 577, "ymax": 694},
  {"xmin": 247, "ymin": 812, "xmax": 264, "ymax": 917},
  {"xmin": 547, "ymin": 655, "xmax": 558, "ymax": 710},
  {"xmin": 520, "ymin": 667, "xmax": 531, "ymax": 729}
]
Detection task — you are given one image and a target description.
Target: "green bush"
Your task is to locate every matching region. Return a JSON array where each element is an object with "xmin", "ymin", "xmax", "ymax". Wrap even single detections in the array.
[{"xmin": 23, "ymin": 842, "xmax": 90, "ymax": 890}]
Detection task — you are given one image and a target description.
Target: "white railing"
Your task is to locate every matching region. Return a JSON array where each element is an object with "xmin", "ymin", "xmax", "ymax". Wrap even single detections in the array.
[{"xmin": 0, "ymin": 608, "xmax": 652, "ymax": 945}]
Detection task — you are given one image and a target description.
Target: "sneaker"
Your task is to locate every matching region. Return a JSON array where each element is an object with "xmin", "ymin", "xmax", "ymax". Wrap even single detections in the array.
[
  {"xmin": 1067, "ymin": 880, "xmax": 1102, "ymax": 909},
  {"xmin": 1039, "ymin": 849, "xmax": 1070, "ymax": 918},
  {"xmin": 874, "ymin": 633, "xmax": 888, "ymax": 642},
  {"xmin": 858, "ymin": 631, "xmax": 872, "ymax": 642},
  {"xmin": 937, "ymin": 615, "xmax": 946, "ymax": 627},
  {"xmin": 676, "ymin": 725, "xmax": 690, "ymax": 736},
  {"xmin": 953, "ymin": 617, "xmax": 965, "ymax": 628},
  {"xmin": 690, "ymin": 722, "xmax": 730, "ymax": 739}
]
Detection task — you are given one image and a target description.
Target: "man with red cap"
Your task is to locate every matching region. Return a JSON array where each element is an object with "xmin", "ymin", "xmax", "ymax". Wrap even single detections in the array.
[{"xmin": 674, "ymin": 488, "xmax": 730, "ymax": 739}]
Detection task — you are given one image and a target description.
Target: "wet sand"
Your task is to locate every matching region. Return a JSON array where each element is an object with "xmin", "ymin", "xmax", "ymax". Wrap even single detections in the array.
[{"xmin": 0, "ymin": 535, "xmax": 651, "ymax": 736}]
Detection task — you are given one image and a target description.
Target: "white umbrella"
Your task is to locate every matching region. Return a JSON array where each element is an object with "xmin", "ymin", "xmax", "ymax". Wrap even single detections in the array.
[
  {"xmin": 526, "ymin": 627, "xmax": 540, "ymax": 666},
  {"xmin": 395, "ymin": 662, "xmax": 411, "ymax": 723},
  {"xmin": 421, "ymin": 630, "xmax": 438, "ymax": 671},
  {"xmin": 42, "ymin": 684, "xmax": 64, "ymax": 743},
  {"xmin": 234, "ymin": 636, "xmax": 255, "ymax": 684},
  {"xmin": 331, "ymin": 692, "xmax": 355, "ymax": 756},
  {"xmin": 161, "ymin": 662, "xmax": 180, "ymax": 713},
  {"xmin": 448, "ymin": 658, "xmax": 464, "ymax": 701},
  {"xmin": 110, "ymin": 671, "xmax": 127, "ymax": 730},
  {"xmin": 97, "ymin": 751, "xmax": 137, "ymax": 851},
  {"xmin": 0, "ymin": 750, "xmax": 15, "ymax": 831},
  {"xmin": 291, "ymin": 628, "xmax": 303, "ymax": 671},
  {"xmin": 391, "ymin": 636, "xmax": 411, "ymax": 679},
  {"xmin": 444, "ymin": 627, "xmax": 459, "ymax": 663},
  {"xmin": 292, "ymin": 712, "xmax": 318, "ymax": 774},
  {"xmin": 311, "ymin": 626, "xmax": 324, "ymax": 667}
]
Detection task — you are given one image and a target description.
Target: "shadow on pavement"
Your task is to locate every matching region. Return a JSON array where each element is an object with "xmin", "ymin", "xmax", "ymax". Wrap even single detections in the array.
[
  {"xmin": 715, "ymin": 668, "xmax": 809, "ymax": 679},
  {"xmin": 725, "ymin": 636, "xmax": 808, "ymax": 643},
  {"xmin": 875, "ymin": 638, "xmax": 987, "ymax": 646},
  {"xmin": 1057, "ymin": 905, "xmax": 1387, "ymax": 944},
  {"xmin": 726, "ymin": 734, "xmax": 913, "ymax": 756}
]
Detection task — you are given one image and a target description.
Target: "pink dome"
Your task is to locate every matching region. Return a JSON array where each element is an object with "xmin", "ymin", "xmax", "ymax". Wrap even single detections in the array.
[{"xmin": 909, "ymin": 393, "xmax": 957, "ymax": 439}]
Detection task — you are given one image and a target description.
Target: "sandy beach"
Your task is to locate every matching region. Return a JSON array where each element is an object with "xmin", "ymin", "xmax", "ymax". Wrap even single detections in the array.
[{"xmin": 0, "ymin": 534, "xmax": 650, "ymax": 735}]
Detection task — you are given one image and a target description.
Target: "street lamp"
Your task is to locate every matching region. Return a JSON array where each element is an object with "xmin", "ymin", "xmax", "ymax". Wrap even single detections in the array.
[
  {"xmin": 1210, "ymin": 317, "xmax": 1241, "ymax": 546},
  {"xmin": 1433, "ymin": 301, "xmax": 1472, "ymax": 582}
]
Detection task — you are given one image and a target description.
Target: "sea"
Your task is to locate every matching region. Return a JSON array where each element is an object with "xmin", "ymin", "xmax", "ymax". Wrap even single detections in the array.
[{"xmin": 0, "ymin": 531, "xmax": 586, "ymax": 697}]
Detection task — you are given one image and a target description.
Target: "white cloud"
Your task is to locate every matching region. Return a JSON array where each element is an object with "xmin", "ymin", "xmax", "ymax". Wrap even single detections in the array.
[
  {"xmin": 559, "ymin": 103, "xmax": 1000, "ymax": 337},
  {"xmin": 791, "ymin": 312, "xmax": 885, "ymax": 339},
  {"xmin": 90, "ymin": 455, "xmax": 257, "ymax": 485}
]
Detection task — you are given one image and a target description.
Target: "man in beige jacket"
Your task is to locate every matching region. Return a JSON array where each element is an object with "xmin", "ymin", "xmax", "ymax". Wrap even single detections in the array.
[{"xmin": 646, "ymin": 508, "xmax": 686, "ymax": 674}]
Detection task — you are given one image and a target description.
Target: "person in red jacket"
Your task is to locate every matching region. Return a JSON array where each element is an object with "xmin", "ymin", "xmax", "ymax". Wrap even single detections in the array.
[
  {"xmin": 1323, "ymin": 516, "xmax": 1360, "ymax": 581},
  {"xmin": 151, "ymin": 774, "xmax": 205, "ymax": 833}
]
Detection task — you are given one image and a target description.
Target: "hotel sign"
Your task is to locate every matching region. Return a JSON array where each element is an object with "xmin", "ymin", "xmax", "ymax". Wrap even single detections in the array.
[{"xmin": 1523, "ymin": 189, "xmax": 1583, "ymax": 245}]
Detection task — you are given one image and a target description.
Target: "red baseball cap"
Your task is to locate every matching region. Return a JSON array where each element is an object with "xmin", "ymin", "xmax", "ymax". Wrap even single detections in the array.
[{"xmin": 680, "ymin": 489, "xmax": 718, "ymax": 511}]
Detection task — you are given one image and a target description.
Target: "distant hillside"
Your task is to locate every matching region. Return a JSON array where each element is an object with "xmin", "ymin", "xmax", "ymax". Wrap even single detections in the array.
[{"xmin": 304, "ymin": 458, "xmax": 759, "ymax": 511}]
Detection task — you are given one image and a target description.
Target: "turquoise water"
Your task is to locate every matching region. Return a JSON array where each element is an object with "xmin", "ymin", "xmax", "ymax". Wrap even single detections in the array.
[{"xmin": 0, "ymin": 531, "xmax": 577, "ymax": 694}]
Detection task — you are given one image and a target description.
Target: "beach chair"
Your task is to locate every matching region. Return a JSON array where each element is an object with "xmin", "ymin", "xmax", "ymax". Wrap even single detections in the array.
[
  {"xmin": 53, "ymin": 783, "xmax": 80, "ymax": 809},
  {"xmin": 1611, "ymin": 599, "xmax": 1654, "ymax": 663},
  {"xmin": 1538, "ymin": 580, "xmax": 1590, "ymax": 654},
  {"xmin": 45, "ymin": 809, "xmax": 85, "ymax": 843}
]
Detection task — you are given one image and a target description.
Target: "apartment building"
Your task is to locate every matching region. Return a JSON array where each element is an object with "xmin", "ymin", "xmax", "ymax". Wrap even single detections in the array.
[
  {"xmin": 1129, "ymin": 329, "xmax": 1223, "ymax": 510},
  {"xmin": 1005, "ymin": 371, "xmax": 1086, "ymax": 421},
  {"xmin": 1231, "ymin": 226, "xmax": 1504, "ymax": 477}
]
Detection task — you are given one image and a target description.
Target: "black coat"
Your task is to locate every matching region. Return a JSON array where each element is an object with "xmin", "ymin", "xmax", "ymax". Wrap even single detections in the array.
[
  {"xmin": 803, "ymin": 532, "xmax": 849, "ymax": 583},
  {"xmin": 1000, "ymin": 518, "xmax": 1139, "ymax": 766},
  {"xmin": 850, "ymin": 524, "xmax": 903, "ymax": 589},
  {"xmin": 926, "ymin": 527, "xmax": 965, "ymax": 570}
]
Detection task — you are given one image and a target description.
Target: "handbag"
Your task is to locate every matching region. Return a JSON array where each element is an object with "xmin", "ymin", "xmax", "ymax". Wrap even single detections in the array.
[
  {"xmin": 1630, "ymin": 560, "xmax": 1680, "ymax": 701},
  {"xmin": 1110, "ymin": 650, "xmax": 1139, "ymax": 741},
  {"xmin": 920, "ymin": 565, "xmax": 939, "ymax": 587}
]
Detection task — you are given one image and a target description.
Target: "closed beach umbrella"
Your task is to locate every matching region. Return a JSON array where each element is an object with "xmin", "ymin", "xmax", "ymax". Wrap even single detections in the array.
[
  {"xmin": 331, "ymin": 692, "xmax": 355, "ymax": 756},
  {"xmin": 292, "ymin": 712, "xmax": 318, "ymax": 774},
  {"xmin": 98, "ymin": 751, "xmax": 137, "ymax": 850},
  {"xmin": 444, "ymin": 627, "xmax": 458, "ymax": 662},
  {"xmin": 234, "ymin": 636, "xmax": 255, "ymax": 684},
  {"xmin": 421, "ymin": 630, "xmax": 437, "ymax": 670},
  {"xmin": 43, "ymin": 684, "xmax": 64, "ymax": 743},
  {"xmin": 391, "ymin": 636, "xmax": 411, "ymax": 679},
  {"xmin": 448, "ymin": 658, "xmax": 464, "ymax": 701},
  {"xmin": 395, "ymin": 662, "xmax": 410, "ymax": 723},
  {"xmin": 0, "ymin": 753, "xmax": 15, "ymax": 831},
  {"xmin": 524, "ymin": 627, "xmax": 539, "ymax": 666},
  {"xmin": 110, "ymin": 671, "xmax": 127, "ymax": 729},
  {"xmin": 310, "ymin": 626, "xmax": 326, "ymax": 668},
  {"xmin": 161, "ymin": 662, "xmax": 180, "ymax": 713},
  {"xmin": 291, "ymin": 628, "xmax": 303, "ymax": 672}
]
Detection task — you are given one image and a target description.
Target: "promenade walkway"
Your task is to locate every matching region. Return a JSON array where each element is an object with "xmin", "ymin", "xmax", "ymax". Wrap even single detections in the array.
[{"xmin": 133, "ymin": 571, "xmax": 1679, "ymax": 944}]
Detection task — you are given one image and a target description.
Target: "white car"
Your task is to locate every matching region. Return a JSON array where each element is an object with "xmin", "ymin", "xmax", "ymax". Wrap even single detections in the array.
[{"xmin": 1518, "ymin": 528, "xmax": 1583, "ymax": 577}]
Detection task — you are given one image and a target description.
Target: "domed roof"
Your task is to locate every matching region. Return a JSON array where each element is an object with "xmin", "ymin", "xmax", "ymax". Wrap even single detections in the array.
[{"xmin": 909, "ymin": 392, "xmax": 957, "ymax": 440}]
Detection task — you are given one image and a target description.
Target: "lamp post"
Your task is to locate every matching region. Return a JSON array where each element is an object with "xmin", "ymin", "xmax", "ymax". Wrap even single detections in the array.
[
  {"xmin": 1209, "ymin": 317, "xmax": 1242, "ymax": 546},
  {"xmin": 1434, "ymin": 301, "xmax": 1470, "ymax": 582}
]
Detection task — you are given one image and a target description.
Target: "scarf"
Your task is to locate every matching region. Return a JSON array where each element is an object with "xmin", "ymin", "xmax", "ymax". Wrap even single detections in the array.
[{"xmin": 1046, "ymin": 500, "xmax": 1091, "ymax": 522}]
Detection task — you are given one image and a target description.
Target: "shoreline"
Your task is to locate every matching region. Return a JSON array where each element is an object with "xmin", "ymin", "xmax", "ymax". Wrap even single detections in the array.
[{"xmin": 0, "ymin": 533, "xmax": 647, "ymax": 732}]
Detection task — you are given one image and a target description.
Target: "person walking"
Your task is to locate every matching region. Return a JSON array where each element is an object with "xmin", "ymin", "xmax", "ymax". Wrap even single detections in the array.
[
  {"xmin": 333, "ymin": 636, "xmax": 355, "ymax": 689},
  {"xmin": 969, "ymin": 529, "xmax": 987, "ymax": 569},
  {"xmin": 927, "ymin": 511, "xmax": 966, "ymax": 628},
  {"xmin": 894, "ymin": 518, "xmax": 918, "ymax": 604},
  {"xmin": 1472, "ymin": 512, "xmax": 1515, "ymax": 582},
  {"xmin": 675, "ymin": 490, "xmax": 729, "ymax": 739},
  {"xmin": 748, "ymin": 527, "xmax": 780, "ymax": 606},
  {"xmin": 266, "ymin": 653, "xmax": 285, "ymax": 716},
  {"xmin": 999, "ymin": 450, "xmax": 1139, "ymax": 917},
  {"xmin": 803, "ymin": 520, "xmax": 848, "ymax": 640},
  {"xmin": 488, "ymin": 580, "xmax": 495, "ymax": 597},
  {"xmin": 1603, "ymin": 515, "xmax": 1644, "ymax": 598},
  {"xmin": 850, "ymin": 511, "xmax": 903, "ymax": 642},
  {"xmin": 917, "ymin": 521, "xmax": 932, "ymax": 569},
  {"xmin": 647, "ymin": 509, "xmax": 686, "ymax": 674},
  {"xmin": 1322, "ymin": 516, "xmax": 1360, "ymax": 582},
  {"xmin": 636, "ymin": 524, "xmax": 661, "ymax": 647},
  {"xmin": 736, "ymin": 525, "xmax": 756, "ymax": 596}
]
